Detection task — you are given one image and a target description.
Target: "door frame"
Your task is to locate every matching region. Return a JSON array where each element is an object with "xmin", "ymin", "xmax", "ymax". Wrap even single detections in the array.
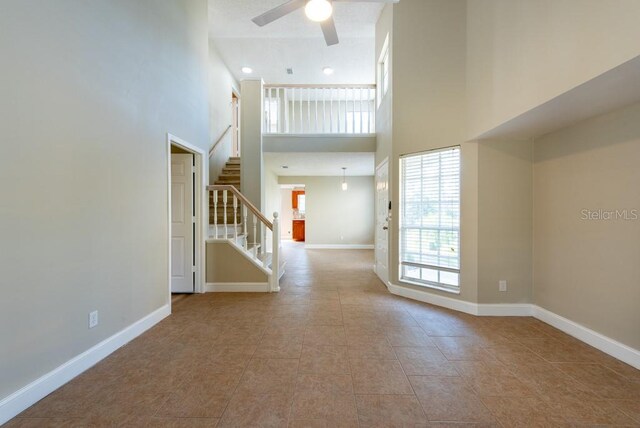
[
  {"xmin": 374, "ymin": 157, "xmax": 390, "ymax": 285},
  {"xmin": 167, "ymin": 134, "xmax": 207, "ymax": 300},
  {"xmin": 231, "ymin": 86, "xmax": 241, "ymax": 157}
]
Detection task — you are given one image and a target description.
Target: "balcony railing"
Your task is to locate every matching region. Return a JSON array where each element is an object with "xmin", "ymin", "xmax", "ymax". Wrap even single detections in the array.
[{"xmin": 264, "ymin": 84, "xmax": 376, "ymax": 135}]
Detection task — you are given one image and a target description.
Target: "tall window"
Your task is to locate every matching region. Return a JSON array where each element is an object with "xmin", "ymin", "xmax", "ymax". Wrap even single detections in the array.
[
  {"xmin": 399, "ymin": 147, "xmax": 461, "ymax": 292},
  {"xmin": 377, "ymin": 34, "xmax": 390, "ymax": 107}
]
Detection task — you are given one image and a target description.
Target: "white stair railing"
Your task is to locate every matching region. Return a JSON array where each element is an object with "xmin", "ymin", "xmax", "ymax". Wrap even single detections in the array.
[
  {"xmin": 264, "ymin": 84, "xmax": 376, "ymax": 135},
  {"xmin": 208, "ymin": 184, "xmax": 281, "ymax": 292}
]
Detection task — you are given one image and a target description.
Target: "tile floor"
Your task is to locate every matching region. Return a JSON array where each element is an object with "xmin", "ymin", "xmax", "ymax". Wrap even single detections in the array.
[{"xmin": 9, "ymin": 243, "xmax": 640, "ymax": 427}]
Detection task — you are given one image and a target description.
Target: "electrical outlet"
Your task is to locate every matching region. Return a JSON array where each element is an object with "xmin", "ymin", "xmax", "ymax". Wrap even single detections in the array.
[
  {"xmin": 89, "ymin": 310, "xmax": 99, "ymax": 329},
  {"xmin": 499, "ymin": 280, "xmax": 507, "ymax": 292}
]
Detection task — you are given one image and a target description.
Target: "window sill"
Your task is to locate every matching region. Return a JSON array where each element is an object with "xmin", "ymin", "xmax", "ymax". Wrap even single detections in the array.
[{"xmin": 399, "ymin": 279, "xmax": 460, "ymax": 295}]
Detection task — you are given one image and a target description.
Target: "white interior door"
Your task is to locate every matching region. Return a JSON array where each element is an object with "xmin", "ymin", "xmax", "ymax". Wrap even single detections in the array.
[
  {"xmin": 375, "ymin": 159, "xmax": 390, "ymax": 285},
  {"xmin": 171, "ymin": 153, "xmax": 194, "ymax": 293}
]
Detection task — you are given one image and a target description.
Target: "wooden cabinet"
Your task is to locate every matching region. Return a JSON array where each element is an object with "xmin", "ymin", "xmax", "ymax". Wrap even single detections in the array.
[{"xmin": 292, "ymin": 220, "xmax": 305, "ymax": 242}]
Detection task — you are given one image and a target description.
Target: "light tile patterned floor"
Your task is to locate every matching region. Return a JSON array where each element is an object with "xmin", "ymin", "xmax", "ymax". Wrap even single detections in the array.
[{"xmin": 9, "ymin": 243, "xmax": 640, "ymax": 427}]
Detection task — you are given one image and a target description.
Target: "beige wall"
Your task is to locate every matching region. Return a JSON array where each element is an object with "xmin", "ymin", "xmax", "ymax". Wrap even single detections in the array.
[
  {"xmin": 206, "ymin": 243, "xmax": 268, "ymax": 283},
  {"xmin": 478, "ymin": 139, "xmax": 533, "ymax": 304},
  {"xmin": 388, "ymin": 0, "xmax": 478, "ymax": 302},
  {"xmin": 280, "ymin": 189, "xmax": 295, "ymax": 239},
  {"xmin": 264, "ymin": 168, "xmax": 281, "ymax": 249},
  {"xmin": 466, "ymin": 0, "xmax": 640, "ymax": 139},
  {"xmin": 208, "ymin": 44, "xmax": 239, "ymax": 183},
  {"xmin": 279, "ymin": 176, "xmax": 375, "ymax": 246},
  {"xmin": 534, "ymin": 102, "xmax": 640, "ymax": 349},
  {"xmin": 240, "ymin": 79, "xmax": 264, "ymax": 209},
  {"xmin": 0, "ymin": 0, "xmax": 209, "ymax": 401}
]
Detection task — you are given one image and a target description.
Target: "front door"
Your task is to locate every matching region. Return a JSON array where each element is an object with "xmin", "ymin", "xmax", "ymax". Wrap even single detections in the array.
[
  {"xmin": 171, "ymin": 153, "xmax": 194, "ymax": 293},
  {"xmin": 375, "ymin": 159, "xmax": 389, "ymax": 285}
]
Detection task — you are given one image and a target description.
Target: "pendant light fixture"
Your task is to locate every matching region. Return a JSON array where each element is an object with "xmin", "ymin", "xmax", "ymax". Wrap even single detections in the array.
[{"xmin": 341, "ymin": 167, "xmax": 348, "ymax": 191}]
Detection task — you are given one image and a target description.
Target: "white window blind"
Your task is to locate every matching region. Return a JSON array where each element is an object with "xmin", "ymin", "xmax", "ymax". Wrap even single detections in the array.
[{"xmin": 400, "ymin": 147, "xmax": 461, "ymax": 291}]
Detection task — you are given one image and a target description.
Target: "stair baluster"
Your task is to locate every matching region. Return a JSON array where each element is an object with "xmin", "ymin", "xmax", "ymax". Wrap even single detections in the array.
[
  {"xmin": 233, "ymin": 194, "xmax": 238, "ymax": 243},
  {"xmin": 262, "ymin": 224, "xmax": 267, "ymax": 268},
  {"xmin": 223, "ymin": 190, "xmax": 228, "ymax": 238},
  {"xmin": 213, "ymin": 190, "xmax": 218, "ymax": 239},
  {"xmin": 242, "ymin": 205, "xmax": 248, "ymax": 251},
  {"xmin": 252, "ymin": 214, "xmax": 258, "ymax": 259}
]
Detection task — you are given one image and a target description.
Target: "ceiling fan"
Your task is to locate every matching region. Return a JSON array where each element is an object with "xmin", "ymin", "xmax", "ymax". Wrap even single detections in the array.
[{"xmin": 252, "ymin": 0, "xmax": 399, "ymax": 46}]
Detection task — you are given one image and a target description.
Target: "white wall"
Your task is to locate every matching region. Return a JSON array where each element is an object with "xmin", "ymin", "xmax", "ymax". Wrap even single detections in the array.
[
  {"xmin": 466, "ymin": 0, "xmax": 640, "ymax": 139},
  {"xmin": 0, "ymin": 0, "xmax": 210, "ymax": 401},
  {"xmin": 279, "ymin": 176, "xmax": 375, "ymax": 246},
  {"xmin": 208, "ymin": 43, "xmax": 238, "ymax": 183},
  {"xmin": 534, "ymin": 102, "xmax": 640, "ymax": 350}
]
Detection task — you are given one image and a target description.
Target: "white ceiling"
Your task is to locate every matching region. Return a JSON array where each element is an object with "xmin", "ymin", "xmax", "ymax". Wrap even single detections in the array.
[
  {"xmin": 209, "ymin": 0, "xmax": 383, "ymax": 84},
  {"xmin": 264, "ymin": 152, "xmax": 375, "ymax": 176}
]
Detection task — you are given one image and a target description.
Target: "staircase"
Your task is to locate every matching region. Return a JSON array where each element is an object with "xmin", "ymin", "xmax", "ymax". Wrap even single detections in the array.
[
  {"xmin": 207, "ymin": 156, "xmax": 284, "ymax": 292},
  {"xmin": 210, "ymin": 157, "xmax": 242, "ymax": 226}
]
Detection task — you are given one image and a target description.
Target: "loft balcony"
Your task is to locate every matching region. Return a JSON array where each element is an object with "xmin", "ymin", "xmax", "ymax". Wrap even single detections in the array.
[{"xmin": 262, "ymin": 84, "xmax": 376, "ymax": 153}]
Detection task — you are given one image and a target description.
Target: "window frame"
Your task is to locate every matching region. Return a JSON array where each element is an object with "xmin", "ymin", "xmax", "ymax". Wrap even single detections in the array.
[
  {"xmin": 377, "ymin": 33, "xmax": 390, "ymax": 108},
  {"xmin": 398, "ymin": 146, "xmax": 461, "ymax": 294}
]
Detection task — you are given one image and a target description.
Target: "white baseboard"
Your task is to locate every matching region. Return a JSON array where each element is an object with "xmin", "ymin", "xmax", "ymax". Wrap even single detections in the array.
[
  {"xmin": 0, "ymin": 304, "xmax": 170, "ymax": 426},
  {"xmin": 304, "ymin": 244, "xmax": 374, "ymax": 250},
  {"xmin": 388, "ymin": 282, "xmax": 640, "ymax": 369},
  {"xmin": 533, "ymin": 306, "xmax": 640, "ymax": 369},
  {"xmin": 477, "ymin": 303, "xmax": 533, "ymax": 316},
  {"xmin": 205, "ymin": 282, "xmax": 270, "ymax": 292},
  {"xmin": 388, "ymin": 282, "xmax": 478, "ymax": 315}
]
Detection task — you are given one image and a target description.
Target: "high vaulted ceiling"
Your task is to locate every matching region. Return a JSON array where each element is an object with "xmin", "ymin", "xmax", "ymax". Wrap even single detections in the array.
[{"xmin": 209, "ymin": 0, "xmax": 383, "ymax": 84}]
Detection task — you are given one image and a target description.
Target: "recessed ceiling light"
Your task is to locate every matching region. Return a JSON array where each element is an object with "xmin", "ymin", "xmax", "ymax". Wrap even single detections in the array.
[
  {"xmin": 241, "ymin": 66, "xmax": 253, "ymax": 74},
  {"xmin": 323, "ymin": 67, "xmax": 334, "ymax": 75},
  {"xmin": 305, "ymin": 0, "xmax": 333, "ymax": 22}
]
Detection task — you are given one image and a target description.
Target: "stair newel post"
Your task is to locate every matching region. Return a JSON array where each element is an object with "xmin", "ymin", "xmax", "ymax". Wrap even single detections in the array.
[
  {"xmin": 213, "ymin": 190, "xmax": 219, "ymax": 239},
  {"xmin": 242, "ymin": 205, "xmax": 248, "ymax": 250},
  {"xmin": 252, "ymin": 214, "xmax": 258, "ymax": 259},
  {"xmin": 271, "ymin": 212, "xmax": 280, "ymax": 292},
  {"xmin": 233, "ymin": 193, "xmax": 238, "ymax": 243},
  {"xmin": 223, "ymin": 189, "xmax": 228, "ymax": 238}
]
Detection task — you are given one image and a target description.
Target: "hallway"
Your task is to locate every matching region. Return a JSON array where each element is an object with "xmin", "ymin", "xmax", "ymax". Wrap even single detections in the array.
[{"xmin": 10, "ymin": 244, "xmax": 640, "ymax": 427}]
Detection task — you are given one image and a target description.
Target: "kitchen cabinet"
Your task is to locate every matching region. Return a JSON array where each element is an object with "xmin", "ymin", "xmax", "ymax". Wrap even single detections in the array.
[{"xmin": 292, "ymin": 220, "xmax": 305, "ymax": 242}]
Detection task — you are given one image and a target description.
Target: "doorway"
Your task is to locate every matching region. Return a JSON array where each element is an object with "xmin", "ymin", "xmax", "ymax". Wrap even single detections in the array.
[
  {"xmin": 167, "ymin": 134, "xmax": 206, "ymax": 296},
  {"xmin": 375, "ymin": 158, "xmax": 389, "ymax": 285},
  {"xmin": 279, "ymin": 184, "xmax": 306, "ymax": 242}
]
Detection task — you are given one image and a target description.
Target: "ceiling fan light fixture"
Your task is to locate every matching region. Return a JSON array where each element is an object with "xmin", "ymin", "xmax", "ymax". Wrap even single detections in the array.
[{"xmin": 305, "ymin": 0, "xmax": 333, "ymax": 23}]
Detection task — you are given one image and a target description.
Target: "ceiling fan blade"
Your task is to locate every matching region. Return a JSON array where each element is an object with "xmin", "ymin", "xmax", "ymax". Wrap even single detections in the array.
[
  {"xmin": 321, "ymin": 16, "xmax": 339, "ymax": 46},
  {"xmin": 252, "ymin": 0, "xmax": 307, "ymax": 27}
]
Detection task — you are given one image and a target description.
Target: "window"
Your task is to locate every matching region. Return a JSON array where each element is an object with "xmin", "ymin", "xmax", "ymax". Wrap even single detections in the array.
[
  {"xmin": 377, "ymin": 33, "xmax": 390, "ymax": 107},
  {"xmin": 297, "ymin": 194, "xmax": 306, "ymax": 215},
  {"xmin": 381, "ymin": 49, "xmax": 389, "ymax": 97},
  {"xmin": 399, "ymin": 147, "xmax": 461, "ymax": 292}
]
